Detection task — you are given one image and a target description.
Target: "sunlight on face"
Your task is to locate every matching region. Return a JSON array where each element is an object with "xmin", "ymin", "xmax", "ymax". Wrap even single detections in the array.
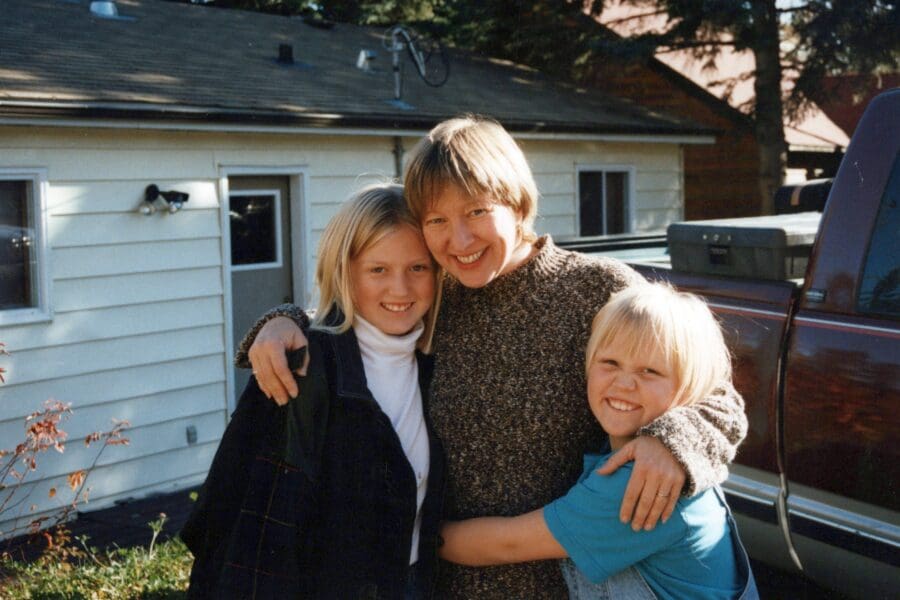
[{"xmin": 350, "ymin": 225, "xmax": 435, "ymax": 335}]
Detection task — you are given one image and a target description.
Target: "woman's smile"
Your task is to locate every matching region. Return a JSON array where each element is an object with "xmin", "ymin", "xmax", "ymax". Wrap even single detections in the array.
[{"xmin": 422, "ymin": 185, "xmax": 533, "ymax": 288}]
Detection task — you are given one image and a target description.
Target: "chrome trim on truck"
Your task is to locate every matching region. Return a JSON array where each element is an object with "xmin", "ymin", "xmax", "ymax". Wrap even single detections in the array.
[
  {"xmin": 723, "ymin": 472, "xmax": 804, "ymax": 570},
  {"xmin": 788, "ymin": 495, "xmax": 900, "ymax": 568},
  {"xmin": 722, "ymin": 473, "xmax": 779, "ymax": 524}
]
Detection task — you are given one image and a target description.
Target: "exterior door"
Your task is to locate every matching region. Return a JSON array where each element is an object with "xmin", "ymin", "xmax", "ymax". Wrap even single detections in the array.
[{"xmin": 228, "ymin": 175, "xmax": 293, "ymax": 402}]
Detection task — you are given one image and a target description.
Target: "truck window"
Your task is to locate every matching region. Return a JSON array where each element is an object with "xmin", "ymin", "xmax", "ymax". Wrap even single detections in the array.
[{"xmin": 857, "ymin": 151, "xmax": 900, "ymax": 319}]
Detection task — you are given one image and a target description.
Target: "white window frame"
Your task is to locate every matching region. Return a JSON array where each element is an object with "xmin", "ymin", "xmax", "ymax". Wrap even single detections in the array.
[
  {"xmin": 575, "ymin": 164, "xmax": 636, "ymax": 236},
  {"xmin": 228, "ymin": 188, "xmax": 284, "ymax": 272},
  {"xmin": 0, "ymin": 168, "xmax": 52, "ymax": 325}
]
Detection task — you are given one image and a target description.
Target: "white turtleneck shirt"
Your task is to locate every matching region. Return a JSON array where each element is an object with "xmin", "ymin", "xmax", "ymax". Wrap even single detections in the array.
[{"xmin": 352, "ymin": 315, "xmax": 430, "ymax": 565}]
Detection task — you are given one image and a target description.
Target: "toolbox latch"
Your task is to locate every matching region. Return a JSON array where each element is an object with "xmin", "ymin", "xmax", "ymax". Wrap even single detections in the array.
[{"xmin": 805, "ymin": 289, "xmax": 827, "ymax": 303}]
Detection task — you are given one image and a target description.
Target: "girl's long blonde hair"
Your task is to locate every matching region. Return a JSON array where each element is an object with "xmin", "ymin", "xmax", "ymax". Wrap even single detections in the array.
[{"xmin": 313, "ymin": 182, "xmax": 440, "ymax": 352}]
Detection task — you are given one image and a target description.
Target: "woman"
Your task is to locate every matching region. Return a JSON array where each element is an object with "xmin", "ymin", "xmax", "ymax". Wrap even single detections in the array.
[{"xmin": 240, "ymin": 116, "xmax": 747, "ymax": 598}]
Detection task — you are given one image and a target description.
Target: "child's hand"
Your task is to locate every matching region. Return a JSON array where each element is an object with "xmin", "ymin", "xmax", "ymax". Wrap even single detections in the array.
[{"xmin": 596, "ymin": 437, "xmax": 685, "ymax": 531}]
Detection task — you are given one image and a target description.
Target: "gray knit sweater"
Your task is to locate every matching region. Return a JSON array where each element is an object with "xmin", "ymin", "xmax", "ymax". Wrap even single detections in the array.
[{"xmin": 236, "ymin": 236, "xmax": 748, "ymax": 599}]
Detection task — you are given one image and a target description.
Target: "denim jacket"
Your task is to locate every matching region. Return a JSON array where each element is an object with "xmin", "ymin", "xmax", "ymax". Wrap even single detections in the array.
[{"xmin": 182, "ymin": 322, "xmax": 445, "ymax": 599}]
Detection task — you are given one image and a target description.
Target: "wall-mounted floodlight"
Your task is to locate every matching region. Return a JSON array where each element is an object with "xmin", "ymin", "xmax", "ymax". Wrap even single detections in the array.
[
  {"xmin": 140, "ymin": 184, "xmax": 190, "ymax": 215},
  {"xmin": 357, "ymin": 49, "xmax": 377, "ymax": 72}
]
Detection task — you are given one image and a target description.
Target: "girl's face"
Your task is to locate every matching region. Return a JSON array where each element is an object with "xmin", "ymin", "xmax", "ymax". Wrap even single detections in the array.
[
  {"xmin": 421, "ymin": 185, "xmax": 533, "ymax": 288},
  {"xmin": 587, "ymin": 336, "xmax": 679, "ymax": 450},
  {"xmin": 350, "ymin": 224, "xmax": 435, "ymax": 336}
]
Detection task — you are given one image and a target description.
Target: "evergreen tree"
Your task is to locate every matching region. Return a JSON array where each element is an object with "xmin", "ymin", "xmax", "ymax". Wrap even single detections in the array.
[{"xmin": 588, "ymin": 0, "xmax": 899, "ymax": 211}]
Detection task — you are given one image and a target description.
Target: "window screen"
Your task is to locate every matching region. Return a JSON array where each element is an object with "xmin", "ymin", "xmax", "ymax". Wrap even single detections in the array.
[
  {"xmin": 0, "ymin": 180, "xmax": 36, "ymax": 310},
  {"xmin": 579, "ymin": 170, "xmax": 629, "ymax": 236}
]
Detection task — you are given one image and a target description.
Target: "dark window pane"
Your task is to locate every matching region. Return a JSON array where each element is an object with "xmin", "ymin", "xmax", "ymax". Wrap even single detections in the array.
[
  {"xmin": 0, "ymin": 180, "xmax": 34, "ymax": 310},
  {"xmin": 579, "ymin": 171, "xmax": 604, "ymax": 236},
  {"xmin": 230, "ymin": 194, "xmax": 278, "ymax": 266},
  {"xmin": 605, "ymin": 172, "xmax": 627, "ymax": 234},
  {"xmin": 579, "ymin": 170, "xmax": 629, "ymax": 236},
  {"xmin": 857, "ymin": 151, "xmax": 900, "ymax": 319}
]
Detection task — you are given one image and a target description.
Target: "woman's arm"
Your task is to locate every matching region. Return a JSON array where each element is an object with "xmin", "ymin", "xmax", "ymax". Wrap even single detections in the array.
[
  {"xmin": 638, "ymin": 382, "xmax": 747, "ymax": 495},
  {"xmin": 600, "ymin": 383, "xmax": 747, "ymax": 530},
  {"xmin": 234, "ymin": 304, "xmax": 311, "ymax": 405},
  {"xmin": 439, "ymin": 509, "xmax": 567, "ymax": 566}
]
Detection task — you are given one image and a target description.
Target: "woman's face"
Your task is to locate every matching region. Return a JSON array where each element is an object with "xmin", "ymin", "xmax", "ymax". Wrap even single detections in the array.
[
  {"xmin": 350, "ymin": 224, "xmax": 435, "ymax": 335},
  {"xmin": 587, "ymin": 337, "xmax": 679, "ymax": 450},
  {"xmin": 421, "ymin": 185, "xmax": 532, "ymax": 288}
]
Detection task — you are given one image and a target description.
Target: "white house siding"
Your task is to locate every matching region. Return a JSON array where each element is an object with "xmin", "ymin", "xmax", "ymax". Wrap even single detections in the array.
[
  {"xmin": 520, "ymin": 139, "xmax": 683, "ymax": 236},
  {"xmin": 0, "ymin": 124, "xmax": 682, "ymax": 534},
  {"xmin": 0, "ymin": 124, "xmax": 409, "ymax": 536}
]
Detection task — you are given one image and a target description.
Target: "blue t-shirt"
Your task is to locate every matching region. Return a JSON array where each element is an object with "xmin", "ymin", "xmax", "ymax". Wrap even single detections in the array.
[{"xmin": 544, "ymin": 453, "xmax": 742, "ymax": 600}]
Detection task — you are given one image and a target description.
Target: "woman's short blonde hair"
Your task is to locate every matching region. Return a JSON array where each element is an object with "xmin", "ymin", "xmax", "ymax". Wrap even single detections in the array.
[
  {"xmin": 404, "ymin": 115, "xmax": 538, "ymax": 242},
  {"xmin": 313, "ymin": 182, "xmax": 440, "ymax": 352},
  {"xmin": 585, "ymin": 283, "xmax": 732, "ymax": 408}
]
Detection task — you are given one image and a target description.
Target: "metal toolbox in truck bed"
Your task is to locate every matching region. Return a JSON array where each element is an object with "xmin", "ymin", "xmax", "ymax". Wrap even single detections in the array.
[{"xmin": 667, "ymin": 212, "xmax": 822, "ymax": 280}]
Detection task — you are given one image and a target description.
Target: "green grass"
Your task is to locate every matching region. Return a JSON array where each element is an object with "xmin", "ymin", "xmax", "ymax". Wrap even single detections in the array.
[{"xmin": 0, "ymin": 516, "xmax": 192, "ymax": 599}]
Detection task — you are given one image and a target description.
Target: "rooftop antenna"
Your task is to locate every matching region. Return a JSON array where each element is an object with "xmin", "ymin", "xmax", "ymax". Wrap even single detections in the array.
[{"xmin": 383, "ymin": 25, "xmax": 449, "ymax": 109}]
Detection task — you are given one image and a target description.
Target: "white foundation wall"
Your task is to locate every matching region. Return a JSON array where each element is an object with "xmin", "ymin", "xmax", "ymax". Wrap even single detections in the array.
[{"xmin": 0, "ymin": 124, "xmax": 682, "ymax": 535}]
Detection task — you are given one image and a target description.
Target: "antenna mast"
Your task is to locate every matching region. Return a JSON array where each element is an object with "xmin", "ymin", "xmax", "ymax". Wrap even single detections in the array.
[{"xmin": 383, "ymin": 26, "xmax": 450, "ymax": 103}]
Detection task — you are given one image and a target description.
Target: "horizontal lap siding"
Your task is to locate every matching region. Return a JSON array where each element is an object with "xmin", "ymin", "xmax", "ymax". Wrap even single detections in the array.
[
  {"xmin": 0, "ymin": 442, "xmax": 218, "ymax": 540},
  {"xmin": 520, "ymin": 140, "xmax": 683, "ymax": 237},
  {"xmin": 0, "ymin": 127, "xmax": 230, "ymax": 527},
  {"xmin": 0, "ymin": 126, "xmax": 395, "ymax": 528}
]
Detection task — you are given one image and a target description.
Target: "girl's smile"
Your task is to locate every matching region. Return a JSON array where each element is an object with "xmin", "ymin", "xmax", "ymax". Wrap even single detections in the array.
[
  {"xmin": 587, "ymin": 339, "xmax": 679, "ymax": 450},
  {"xmin": 350, "ymin": 224, "xmax": 435, "ymax": 335}
]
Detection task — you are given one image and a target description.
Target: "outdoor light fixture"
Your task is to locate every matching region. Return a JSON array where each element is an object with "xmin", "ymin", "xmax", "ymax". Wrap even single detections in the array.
[
  {"xmin": 356, "ymin": 49, "xmax": 376, "ymax": 72},
  {"xmin": 140, "ymin": 184, "xmax": 189, "ymax": 215}
]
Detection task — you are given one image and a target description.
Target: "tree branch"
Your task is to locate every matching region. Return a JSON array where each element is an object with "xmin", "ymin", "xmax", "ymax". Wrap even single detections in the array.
[
  {"xmin": 601, "ymin": 9, "xmax": 670, "ymax": 27},
  {"xmin": 776, "ymin": 5, "xmax": 813, "ymax": 15},
  {"xmin": 653, "ymin": 39, "xmax": 737, "ymax": 54}
]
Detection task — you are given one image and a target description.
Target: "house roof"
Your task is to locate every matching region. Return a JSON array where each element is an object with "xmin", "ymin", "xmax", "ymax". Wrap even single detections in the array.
[
  {"xmin": 598, "ymin": 0, "xmax": 850, "ymax": 150},
  {"xmin": 816, "ymin": 74, "xmax": 900, "ymax": 137},
  {"xmin": 0, "ymin": 0, "xmax": 713, "ymax": 138}
]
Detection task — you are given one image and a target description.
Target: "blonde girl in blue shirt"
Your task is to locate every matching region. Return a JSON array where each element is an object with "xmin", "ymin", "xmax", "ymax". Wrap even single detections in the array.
[{"xmin": 439, "ymin": 283, "xmax": 758, "ymax": 599}]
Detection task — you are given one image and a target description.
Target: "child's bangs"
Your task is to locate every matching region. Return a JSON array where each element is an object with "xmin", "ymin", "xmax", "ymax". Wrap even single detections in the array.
[
  {"xmin": 586, "ymin": 285, "xmax": 683, "ymax": 378},
  {"xmin": 596, "ymin": 308, "xmax": 677, "ymax": 370}
]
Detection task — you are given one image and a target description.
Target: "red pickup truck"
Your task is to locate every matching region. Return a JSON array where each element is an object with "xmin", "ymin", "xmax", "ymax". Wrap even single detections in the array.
[{"xmin": 574, "ymin": 89, "xmax": 899, "ymax": 598}]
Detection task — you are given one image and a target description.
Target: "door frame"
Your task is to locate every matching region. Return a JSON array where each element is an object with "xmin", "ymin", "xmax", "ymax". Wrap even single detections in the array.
[{"xmin": 218, "ymin": 165, "xmax": 310, "ymax": 414}]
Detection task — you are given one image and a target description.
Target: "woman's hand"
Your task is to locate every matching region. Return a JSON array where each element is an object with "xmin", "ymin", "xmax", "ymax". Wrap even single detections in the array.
[
  {"xmin": 596, "ymin": 437, "xmax": 685, "ymax": 531},
  {"xmin": 248, "ymin": 317, "xmax": 309, "ymax": 405}
]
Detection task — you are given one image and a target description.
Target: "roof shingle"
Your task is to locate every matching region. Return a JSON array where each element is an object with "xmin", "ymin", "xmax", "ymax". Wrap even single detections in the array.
[{"xmin": 0, "ymin": 0, "xmax": 712, "ymax": 135}]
